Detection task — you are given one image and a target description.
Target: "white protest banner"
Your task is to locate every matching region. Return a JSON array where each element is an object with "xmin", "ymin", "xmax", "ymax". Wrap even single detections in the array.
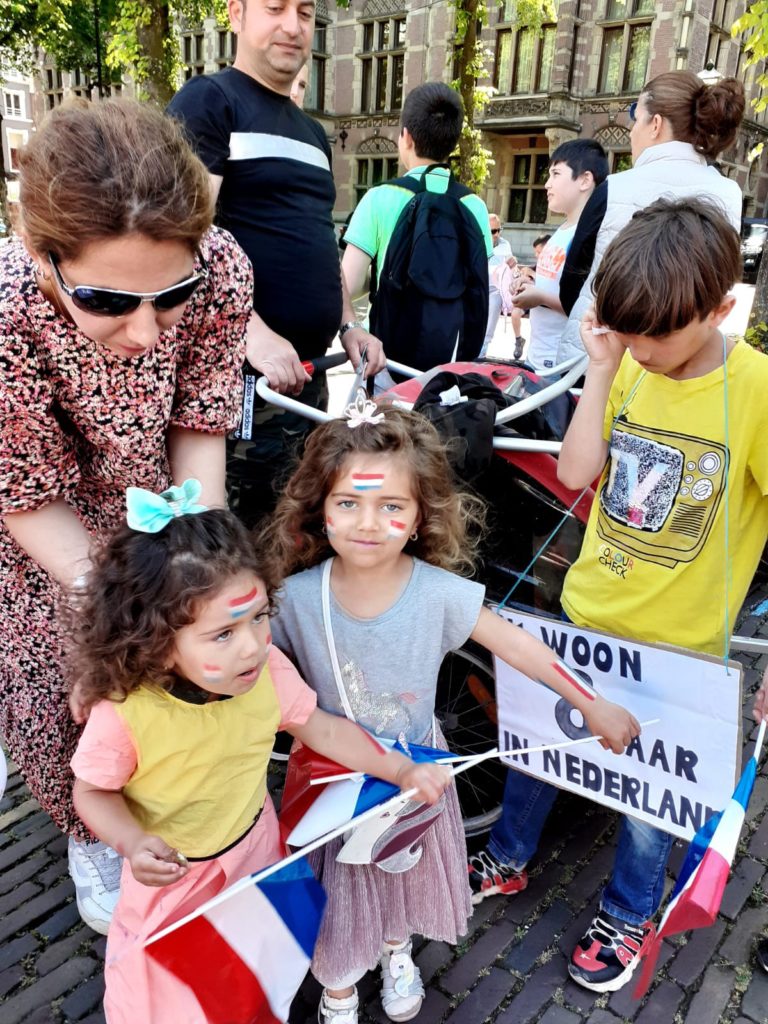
[{"xmin": 494, "ymin": 609, "xmax": 742, "ymax": 841}]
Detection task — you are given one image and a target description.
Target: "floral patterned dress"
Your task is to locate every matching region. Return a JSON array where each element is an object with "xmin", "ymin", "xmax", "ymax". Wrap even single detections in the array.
[{"xmin": 0, "ymin": 228, "xmax": 252, "ymax": 839}]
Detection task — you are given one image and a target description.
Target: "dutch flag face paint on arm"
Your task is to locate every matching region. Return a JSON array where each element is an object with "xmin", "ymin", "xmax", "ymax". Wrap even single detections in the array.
[
  {"xmin": 351, "ymin": 473, "xmax": 384, "ymax": 491},
  {"xmin": 552, "ymin": 661, "xmax": 597, "ymax": 702},
  {"xmin": 228, "ymin": 587, "xmax": 260, "ymax": 620}
]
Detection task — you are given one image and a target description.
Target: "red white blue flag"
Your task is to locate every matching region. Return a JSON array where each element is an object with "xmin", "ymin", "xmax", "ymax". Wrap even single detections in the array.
[
  {"xmin": 146, "ymin": 857, "xmax": 326, "ymax": 1023},
  {"xmin": 279, "ymin": 736, "xmax": 448, "ymax": 850},
  {"xmin": 634, "ymin": 752, "xmax": 758, "ymax": 999}
]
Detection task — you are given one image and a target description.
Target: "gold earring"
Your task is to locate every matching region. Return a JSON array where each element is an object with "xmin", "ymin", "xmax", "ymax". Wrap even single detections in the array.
[{"xmin": 409, "ymin": 529, "xmax": 418, "ymax": 542}]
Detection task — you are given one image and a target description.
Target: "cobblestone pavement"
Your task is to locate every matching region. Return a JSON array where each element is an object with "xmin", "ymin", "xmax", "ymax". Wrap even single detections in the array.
[{"xmin": 2, "ymin": 607, "xmax": 768, "ymax": 1024}]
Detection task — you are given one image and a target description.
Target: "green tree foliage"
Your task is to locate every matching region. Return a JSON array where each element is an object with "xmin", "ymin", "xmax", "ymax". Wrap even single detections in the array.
[
  {"xmin": 733, "ymin": 4, "xmax": 768, "ymax": 336},
  {"xmin": 451, "ymin": 0, "xmax": 553, "ymax": 189}
]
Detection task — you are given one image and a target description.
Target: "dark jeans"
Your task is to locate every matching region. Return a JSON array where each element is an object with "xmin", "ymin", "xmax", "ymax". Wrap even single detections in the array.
[{"xmin": 226, "ymin": 372, "xmax": 328, "ymax": 529}]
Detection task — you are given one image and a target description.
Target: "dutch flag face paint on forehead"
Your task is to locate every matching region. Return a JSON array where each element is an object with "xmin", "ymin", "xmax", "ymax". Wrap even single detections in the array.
[
  {"xmin": 228, "ymin": 586, "xmax": 260, "ymax": 619},
  {"xmin": 351, "ymin": 472, "xmax": 384, "ymax": 491}
]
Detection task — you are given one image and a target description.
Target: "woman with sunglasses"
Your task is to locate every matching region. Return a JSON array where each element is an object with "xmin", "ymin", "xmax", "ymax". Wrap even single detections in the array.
[
  {"xmin": 558, "ymin": 69, "xmax": 744, "ymax": 364},
  {"xmin": 0, "ymin": 100, "xmax": 252, "ymax": 934}
]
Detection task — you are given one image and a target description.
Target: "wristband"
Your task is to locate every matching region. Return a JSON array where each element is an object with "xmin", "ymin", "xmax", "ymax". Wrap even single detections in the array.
[{"xmin": 339, "ymin": 320, "xmax": 365, "ymax": 339}]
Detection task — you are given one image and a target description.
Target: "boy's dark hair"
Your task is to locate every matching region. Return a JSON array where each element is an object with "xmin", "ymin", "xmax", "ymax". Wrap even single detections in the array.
[
  {"xmin": 550, "ymin": 139, "xmax": 608, "ymax": 186},
  {"xmin": 533, "ymin": 233, "xmax": 551, "ymax": 248},
  {"xmin": 401, "ymin": 83, "xmax": 463, "ymax": 162},
  {"xmin": 593, "ymin": 197, "xmax": 741, "ymax": 337},
  {"xmin": 68, "ymin": 509, "xmax": 280, "ymax": 711}
]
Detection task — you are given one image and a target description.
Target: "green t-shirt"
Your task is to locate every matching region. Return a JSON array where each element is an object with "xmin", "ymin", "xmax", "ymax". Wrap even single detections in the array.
[{"xmin": 345, "ymin": 165, "xmax": 493, "ymax": 271}]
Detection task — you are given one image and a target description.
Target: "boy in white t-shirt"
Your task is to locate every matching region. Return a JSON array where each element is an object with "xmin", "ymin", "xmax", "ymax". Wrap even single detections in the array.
[{"xmin": 512, "ymin": 140, "xmax": 608, "ymax": 372}]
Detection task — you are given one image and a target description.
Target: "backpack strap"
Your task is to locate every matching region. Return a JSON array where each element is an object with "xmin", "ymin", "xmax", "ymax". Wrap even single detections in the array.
[{"xmin": 385, "ymin": 162, "xmax": 455, "ymax": 194}]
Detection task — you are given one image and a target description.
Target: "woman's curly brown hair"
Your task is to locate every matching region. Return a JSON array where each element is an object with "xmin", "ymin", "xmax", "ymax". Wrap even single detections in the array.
[
  {"xmin": 261, "ymin": 406, "xmax": 485, "ymax": 580},
  {"xmin": 68, "ymin": 509, "xmax": 281, "ymax": 712}
]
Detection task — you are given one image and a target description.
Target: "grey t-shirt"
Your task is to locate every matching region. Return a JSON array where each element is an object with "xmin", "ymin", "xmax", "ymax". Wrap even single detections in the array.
[{"xmin": 271, "ymin": 558, "xmax": 485, "ymax": 744}]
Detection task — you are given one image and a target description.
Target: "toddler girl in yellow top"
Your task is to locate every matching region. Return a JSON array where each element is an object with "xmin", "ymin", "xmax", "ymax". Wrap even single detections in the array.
[{"xmin": 69, "ymin": 480, "xmax": 451, "ymax": 1024}]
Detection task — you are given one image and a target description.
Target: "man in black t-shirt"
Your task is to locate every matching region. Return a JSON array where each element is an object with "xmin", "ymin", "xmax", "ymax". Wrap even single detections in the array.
[{"xmin": 168, "ymin": 0, "xmax": 383, "ymax": 525}]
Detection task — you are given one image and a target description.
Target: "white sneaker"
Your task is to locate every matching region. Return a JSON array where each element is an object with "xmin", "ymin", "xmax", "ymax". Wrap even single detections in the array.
[
  {"xmin": 380, "ymin": 939, "xmax": 424, "ymax": 1022},
  {"xmin": 68, "ymin": 837, "xmax": 122, "ymax": 935},
  {"xmin": 318, "ymin": 987, "xmax": 358, "ymax": 1024}
]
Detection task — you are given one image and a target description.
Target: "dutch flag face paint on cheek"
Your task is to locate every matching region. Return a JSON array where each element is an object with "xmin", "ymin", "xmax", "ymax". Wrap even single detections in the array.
[
  {"xmin": 202, "ymin": 664, "xmax": 224, "ymax": 683},
  {"xmin": 325, "ymin": 515, "xmax": 336, "ymax": 537},
  {"xmin": 388, "ymin": 519, "xmax": 408, "ymax": 540},
  {"xmin": 351, "ymin": 473, "xmax": 384, "ymax": 491},
  {"xmin": 228, "ymin": 587, "xmax": 260, "ymax": 620}
]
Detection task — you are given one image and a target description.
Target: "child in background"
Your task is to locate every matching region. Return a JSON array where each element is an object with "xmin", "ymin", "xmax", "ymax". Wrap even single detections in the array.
[
  {"xmin": 512, "ymin": 140, "xmax": 607, "ymax": 372},
  {"xmin": 471, "ymin": 198, "xmax": 768, "ymax": 994},
  {"xmin": 266, "ymin": 406, "xmax": 640, "ymax": 1024},
  {"xmin": 69, "ymin": 485, "xmax": 450, "ymax": 1024}
]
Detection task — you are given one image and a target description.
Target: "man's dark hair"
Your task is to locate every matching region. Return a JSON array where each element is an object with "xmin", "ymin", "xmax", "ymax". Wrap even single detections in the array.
[
  {"xmin": 594, "ymin": 197, "xmax": 741, "ymax": 337},
  {"xmin": 550, "ymin": 139, "xmax": 608, "ymax": 186},
  {"xmin": 401, "ymin": 83, "xmax": 463, "ymax": 162},
  {"xmin": 533, "ymin": 233, "xmax": 551, "ymax": 248}
]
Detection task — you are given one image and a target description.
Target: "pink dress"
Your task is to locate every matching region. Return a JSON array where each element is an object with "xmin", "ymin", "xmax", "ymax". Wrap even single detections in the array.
[
  {"xmin": 71, "ymin": 647, "xmax": 317, "ymax": 1024},
  {"xmin": 0, "ymin": 230, "xmax": 252, "ymax": 839}
]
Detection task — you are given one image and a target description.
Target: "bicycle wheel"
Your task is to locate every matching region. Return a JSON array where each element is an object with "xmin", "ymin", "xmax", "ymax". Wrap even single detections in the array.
[{"xmin": 435, "ymin": 642, "xmax": 505, "ymax": 837}]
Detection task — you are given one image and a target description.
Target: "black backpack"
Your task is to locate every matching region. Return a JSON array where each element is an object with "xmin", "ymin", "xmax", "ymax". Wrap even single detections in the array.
[{"xmin": 369, "ymin": 165, "xmax": 489, "ymax": 372}]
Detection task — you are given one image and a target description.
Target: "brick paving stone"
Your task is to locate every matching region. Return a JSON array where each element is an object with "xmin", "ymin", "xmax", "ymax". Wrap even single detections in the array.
[
  {"xmin": 585, "ymin": 1012, "xmax": 621, "ymax": 1024},
  {"xmin": 36, "ymin": 856, "xmax": 71, "ymax": 889},
  {"xmin": 560, "ymin": 977, "xmax": 599, "ymax": 1015},
  {"xmin": 503, "ymin": 869, "xmax": 560, "ymax": 925},
  {"xmin": 0, "ymin": 852, "xmax": 47, "ymax": 896},
  {"xmin": 0, "ymin": 879, "xmax": 41, "ymax": 917},
  {"xmin": 494, "ymin": 957, "xmax": 563, "ymax": 1024},
  {"xmin": 0, "ymin": 932, "xmax": 39, "ymax": 973},
  {"xmin": 36, "ymin": 927, "xmax": 93, "ymax": 977},
  {"xmin": 414, "ymin": 940, "xmax": 452, "ymax": 985},
  {"xmin": 634, "ymin": 978, "xmax": 684, "ymax": 1024},
  {"xmin": 20, "ymin": 1007, "xmax": 59, "ymax": 1024},
  {"xmin": 503, "ymin": 899, "xmax": 573, "ymax": 974},
  {"xmin": 666, "ymin": 920, "xmax": 727, "ymax": 986},
  {"xmin": 720, "ymin": 859, "xmax": 766, "ymax": 921},
  {"xmin": 746, "ymin": 778, "xmax": 768, "ymax": 825},
  {"xmin": 559, "ymin": 905, "xmax": 598, "ymax": 955},
  {"xmin": 14, "ymin": 811, "xmax": 54, "ymax": 838},
  {"xmin": 539, "ymin": 1007, "xmax": 582, "ymax": 1024},
  {"xmin": 60, "ymin": 973, "xmax": 106, "ymax": 1020},
  {"xmin": 0, "ymin": 961, "xmax": 25, "ymax": 998},
  {"xmin": 78, "ymin": 1013, "xmax": 107, "ymax": 1024},
  {"xmin": 683, "ymin": 964, "xmax": 736, "ymax": 1024},
  {"xmin": 90, "ymin": 937, "xmax": 107, "ymax": 960},
  {"xmin": 721, "ymin": 905, "xmax": 768, "ymax": 964},
  {"xmin": 464, "ymin": 892, "xmax": 505, "ymax": 937},
  {"xmin": 558, "ymin": 814, "xmax": 613, "ymax": 867},
  {"xmin": 565, "ymin": 845, "xmax": 615, "ymax": 909},
  {"xmin": 442, "ymin": 919, "xmax": 518, "ymax": 994},
  {"xmin": 606, "ymin": 976, "xmax": 644, "ymax": 1021},
  {"xmin": 0, "ymin": 878, "xmax": 74, "ymax": 943},
  {"xmin": 0, "ymin": 956, "xmax": 98, "ymax": 1024},
  {"xmin": 741, "ymin": 968, "xmax": 768, "ymax": 1023},
  {"xmin": 0, "ymin": 797, "xmax": 42, "ymax": 831},
  {"xmin": 0, "ymin": 823, "xmax": 60, "ymax": 872},
  {"xmin": 750, "ymin": 814, "xmax": 768, "ymax": 860},
  {"xmin": 37, "ymin": 900, "xmax": 83, "ymax": 942},
  {"xmin": 443, "ymin": 967, "xmax": 516, "ymax": 1024}
]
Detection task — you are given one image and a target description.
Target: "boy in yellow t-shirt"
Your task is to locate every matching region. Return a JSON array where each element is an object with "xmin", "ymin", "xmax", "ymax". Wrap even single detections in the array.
[{"xmin": 469, "ymin": 197, "xmax": 768, "ymax": 993}]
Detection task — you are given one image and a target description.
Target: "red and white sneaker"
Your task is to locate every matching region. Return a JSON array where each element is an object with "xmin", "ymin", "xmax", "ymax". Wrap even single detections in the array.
[
  {"xmin": 467, "ymin": 848, "xmax": 528, "ymax": 905},
  {"xmin": 569, "ymin": 910, "xmax": 654, "ymax": 992}
]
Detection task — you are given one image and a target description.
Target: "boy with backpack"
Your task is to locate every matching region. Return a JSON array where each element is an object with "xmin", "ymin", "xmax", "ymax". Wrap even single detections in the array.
[
  {"xmin": 511, "ymin": 140, "xmax": 608, "ymax": 373},
  {"xmin": 340, "ymin": 83, "xmax": 492, "ymax": 372}
]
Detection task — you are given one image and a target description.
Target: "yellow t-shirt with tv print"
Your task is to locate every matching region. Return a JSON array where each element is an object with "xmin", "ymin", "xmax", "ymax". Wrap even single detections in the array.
[{"xmin": 561, "ymin": 341, "xmax": 768, "ymax": 655}]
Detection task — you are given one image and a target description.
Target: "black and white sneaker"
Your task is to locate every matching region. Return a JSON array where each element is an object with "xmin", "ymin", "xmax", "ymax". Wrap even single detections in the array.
[
  {"xmin": 569, "ymin": 909, "xmax": 654, "ymax": 992},
  {"xmin": 467, "ymin": 848, "xmax": 528, "ymax": 905}
]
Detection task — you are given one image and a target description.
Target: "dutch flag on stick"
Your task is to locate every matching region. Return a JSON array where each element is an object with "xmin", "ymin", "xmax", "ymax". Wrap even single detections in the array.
[
  {"xmin": 146, "ymin": 858, "xmax": 326, "ymax": 1024},
  {"xmin": 634, "ymin": 719, "xmax": 765, "ymax": 1000}
]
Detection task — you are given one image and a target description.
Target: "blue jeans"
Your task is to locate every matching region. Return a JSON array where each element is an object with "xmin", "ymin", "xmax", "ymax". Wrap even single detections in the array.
[{"xmin": 487, "ymin": 769, "xmax": 674, "ymax": 926}]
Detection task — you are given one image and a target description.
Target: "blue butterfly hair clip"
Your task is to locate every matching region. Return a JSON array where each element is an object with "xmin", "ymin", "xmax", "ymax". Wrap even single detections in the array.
[{"xmin": 126, "ymin": 479, "xmax": 207, "ymax": 534}]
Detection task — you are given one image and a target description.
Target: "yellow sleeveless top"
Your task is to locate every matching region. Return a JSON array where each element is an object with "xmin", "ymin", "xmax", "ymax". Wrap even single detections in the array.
[{"xmin": 113, "ymin": 664, "xmax": 281, "ymax": 858}]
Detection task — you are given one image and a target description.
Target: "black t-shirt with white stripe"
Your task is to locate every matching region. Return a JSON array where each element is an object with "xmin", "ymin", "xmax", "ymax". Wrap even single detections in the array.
[{"xmin": 168, "ymin": 68, "xmax": 342, "ymax": 358}]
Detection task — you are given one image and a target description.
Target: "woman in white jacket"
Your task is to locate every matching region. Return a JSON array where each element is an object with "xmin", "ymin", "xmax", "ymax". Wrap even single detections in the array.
[{"xmin": 558, "ymin": 70, "xmax": 744, "ymax": 362}]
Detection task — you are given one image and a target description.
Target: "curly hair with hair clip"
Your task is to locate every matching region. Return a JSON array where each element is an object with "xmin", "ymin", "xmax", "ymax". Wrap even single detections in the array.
[
  {"xmin": 262, "ymin": 405, "xmax": 486, "ymax": 581},
  {"xmin": 67, "ymin": 509, "xmax": 281, "ymax": 712}
]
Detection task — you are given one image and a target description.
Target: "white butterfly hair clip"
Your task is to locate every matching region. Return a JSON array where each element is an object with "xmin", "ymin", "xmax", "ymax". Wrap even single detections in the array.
[{"xmin": 344, "ymin": 389, "xmax": 385, "ymax": 429}]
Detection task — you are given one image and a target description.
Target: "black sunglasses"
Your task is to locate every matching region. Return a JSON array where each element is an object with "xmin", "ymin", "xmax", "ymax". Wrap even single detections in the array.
[
  {"xmin": 47, "ymin": 252, "xmax": 207, "ymax": 317},
  {"xmin": 491, "ymin": 228, "xmax": 501, "ymax": 235}
]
